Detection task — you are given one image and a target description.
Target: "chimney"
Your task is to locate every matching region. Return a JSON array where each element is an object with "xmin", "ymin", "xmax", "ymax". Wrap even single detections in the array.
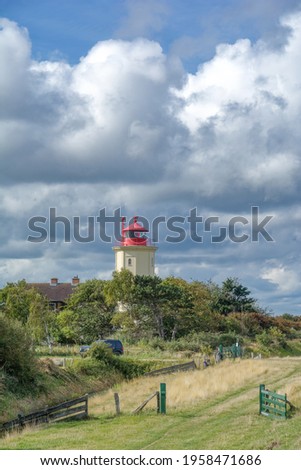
[
  {"xmin": 50, "ymin": 277, "xmax": 58, "ymax": 286},
  {"xmin": 72, "ymin": 275, "xmax": 80, "ymax": 286}
]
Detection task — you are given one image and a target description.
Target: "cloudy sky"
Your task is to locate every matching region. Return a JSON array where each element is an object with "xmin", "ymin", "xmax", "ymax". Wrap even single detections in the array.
[{"xmin": 1, "ymin": 0, "xmax": 301, "ymax": 314}]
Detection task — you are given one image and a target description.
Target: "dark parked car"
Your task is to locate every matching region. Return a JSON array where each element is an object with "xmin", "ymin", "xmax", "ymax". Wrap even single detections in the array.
[{"xmin": 79, "ymin": 339, "xmax": 124, "ymax": 356}]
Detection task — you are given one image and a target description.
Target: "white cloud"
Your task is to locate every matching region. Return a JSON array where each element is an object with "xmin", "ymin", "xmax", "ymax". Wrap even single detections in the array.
[
  {"xmin": 0, "ymin": 259, "xmax": 33, "ymax": 279},
  {"xmin": 261, "ymin": 264, "xmax": 301, "ymax": 293},
  {"xmin": 2, "ymin": 13, "xmax": 301, "ymax": 199},
  {"xmin": 1, "ymin": 12, "xmax": 301, "ymax": 312},
  {"xmin": 245, "ymin": 152, "xmax": 300, "ymax": 196},
  {"xmin": 0, "ymin": 18, "xmax": 31, "ymax": 113},
  {"xmin": 0, "ymin": 20, "xmax": 177, "ymax": 184},
  {"xmin": 167, "ymin": 12, "xmax": 301, "ymax": 203}
]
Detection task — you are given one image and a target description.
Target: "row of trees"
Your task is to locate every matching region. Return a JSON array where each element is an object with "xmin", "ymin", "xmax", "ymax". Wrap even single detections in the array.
[{"xmin": 0, "ymin": 272, "xmax": 263, "ymax": 345}]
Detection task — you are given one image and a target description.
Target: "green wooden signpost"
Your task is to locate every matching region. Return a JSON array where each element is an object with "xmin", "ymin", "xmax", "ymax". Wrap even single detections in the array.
[{"xmin": 159, "ymin": 383, "xmax": 166, "ymax": 414}]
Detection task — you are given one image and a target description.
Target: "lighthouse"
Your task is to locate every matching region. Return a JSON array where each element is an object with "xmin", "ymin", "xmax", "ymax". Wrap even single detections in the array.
[{"xmin": 113, "ymin": 216, "xmax": 157, "ymax": 276}]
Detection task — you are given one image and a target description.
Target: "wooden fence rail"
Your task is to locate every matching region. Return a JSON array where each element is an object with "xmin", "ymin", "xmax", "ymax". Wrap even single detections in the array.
[
  {"xmin": 132, "ymin": 391, "xmax": 159, "ymax": 414},
  {"xmin": 144, "ymin": 360, "xmax": 196, "ymax": 377},
  {"xmin": 259, "ymin": 384, "xmax": 287, "ymax": 420},
  {"xmin": 132, "ymin": 383, "xmax": 167, "ymax": 415},
  {"xmin": 0, "ymin": 394, "xmax": 88, "ymax": 434}
]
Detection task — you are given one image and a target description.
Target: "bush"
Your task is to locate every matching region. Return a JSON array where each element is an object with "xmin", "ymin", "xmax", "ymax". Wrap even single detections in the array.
[
  {"xmin": 256, "ymin": 327, "xmax": 288, "ymax": 350},
  {"xmin": 164, "ymin": 332, "xmax": 242, "ymax": 353},
  {"xmin": 88, "ymin": 343, "xmax": 149, "ymax": 379},
  {"xmin": 226, "ymin": 312, "xmax": 274, "ymax": 338},
  {"xmin": 69, "ymin": 357, "xmax": 110, "ymax": 377},
  {"xmin": 168, "ymin": 336, "xmax": 202, "ymax": 352},
  {"xmin": 213, "ymin": 332, "xmax": 240, "ymax": 347},
  {"xmin": 146, "ymin": 338, "xmax": 167, "ymax": 351},
  {"xmin": 0, "ymin": 313, "xmax": 38, "ymax": 391}
]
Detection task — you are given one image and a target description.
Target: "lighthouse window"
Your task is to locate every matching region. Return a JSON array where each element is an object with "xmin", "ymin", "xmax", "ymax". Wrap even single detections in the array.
[{"xmin": 128, "ymin": 258, "xmax": 132, "ymax": 266}]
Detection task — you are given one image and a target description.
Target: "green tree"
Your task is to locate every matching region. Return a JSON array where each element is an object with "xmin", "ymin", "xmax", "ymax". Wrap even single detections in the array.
[
  {"xmin": 133, "ymin": 275, "xmax": 168, "ymax": 339},
  {"xmin": 55, "ymin": 309, "xmax": 77, "ymax": 343},
  {"xmin": 107, "ymin": 272, "xmax": 196, "ymax": 340},
  {"xmin": 162, "ymin": 277, "xmax": 196, "ymax": 340},
  {"xmin": 1, "ymin": 280, "xmax": 35, "ymax": 324},
  {"xmin": 59, "ymin": 279, "xmax": 115, "ymax": 343},
  {"xmin": 189, "ymin": 280, "xmax": 212, "ymax": 314},
  {"xmin": 108, "ymin": 273, "xmax": 167, "ymax": 339},
  {"xmin": 0, "ymin": 313, "xmax": 38, "ymax": 389},
  {"xmin": 186, "ymin": 280, "xmax": 227, "ymax": 333},
  {"xmin": 27, "ymin": 292, "xmax": 55, "ymax": 349},
  {"xmin": 209, "ymin": 277, "xmax": 257, "ymax": 315},
  {"xmin": 104, "ymin": 270, "xmax": 142, "ymax": 339},
  {"xmin": 104, "ymin": 269, "xmax": 135, "ymax": 308},
  {"xmin": 0, "ymin": 280, "xmax": 55, "ymax": 347}
]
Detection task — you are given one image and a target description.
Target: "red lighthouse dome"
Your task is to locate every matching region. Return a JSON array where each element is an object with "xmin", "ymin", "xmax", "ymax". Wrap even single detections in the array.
[{"xmin": 121, "ymin": 216, "xmax": 148, "ymax": 246}]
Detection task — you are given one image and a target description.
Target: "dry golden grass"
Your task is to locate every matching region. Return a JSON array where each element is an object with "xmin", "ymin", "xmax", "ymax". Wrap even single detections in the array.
[
  {"xmin": 279, "ymin": 378, "xmax": 301, "ymax": 408},
  {"xmin": 90, "ymin": 358, "xmax": 301, "ymax": 416}
]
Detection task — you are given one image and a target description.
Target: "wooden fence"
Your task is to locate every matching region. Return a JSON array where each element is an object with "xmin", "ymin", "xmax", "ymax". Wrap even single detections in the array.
[
  {"xmin": 0, "ymin": 394, "xmax": 88, "ymax": 434},
  {"xmin": 259, "ymin": 384, "xmax": 287, "ymax": 420},
  {"xmin": 132, "ymin": 391, "xmax": 160, "ymax": 414},
  {"xmin": 132, "ymin": 383, "xmax": 167, "ymax": 415},
  {"xmin": 144, "ymin": 360, "xmax": 196, "ymax": 377},
  {"xmin": 216, "ymin": 344, "xmax": 242, "ymax": 361}
]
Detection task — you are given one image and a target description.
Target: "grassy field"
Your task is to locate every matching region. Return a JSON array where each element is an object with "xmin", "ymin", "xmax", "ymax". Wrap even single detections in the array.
[
  {"xmin": 0, "ymin": 344, "xmax": 197, "ymax": 424},
  {"xmin": 1, "ymin": 357, "xmax": 301, "ymax": 450}
]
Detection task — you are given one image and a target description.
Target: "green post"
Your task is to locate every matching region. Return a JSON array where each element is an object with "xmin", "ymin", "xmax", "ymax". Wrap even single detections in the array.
[
  {"xmin": 259, "ymin": 384, "xmax": 265, "ymax": 415},
  {"xmin": 160, "ymin": 383, "xmax": 166, "ymax": 414}
]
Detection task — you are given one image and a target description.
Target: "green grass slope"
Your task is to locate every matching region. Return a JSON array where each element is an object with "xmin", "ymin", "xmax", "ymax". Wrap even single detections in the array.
[{"xmin": 1, "ymin": 357, "xmax": 301, "ymax": 450}]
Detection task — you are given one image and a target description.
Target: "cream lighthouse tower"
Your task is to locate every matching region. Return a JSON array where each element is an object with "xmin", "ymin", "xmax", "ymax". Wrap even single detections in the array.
[{"xmin": 113, "ymin": 216, "xmax": 157, "ymax": 276}]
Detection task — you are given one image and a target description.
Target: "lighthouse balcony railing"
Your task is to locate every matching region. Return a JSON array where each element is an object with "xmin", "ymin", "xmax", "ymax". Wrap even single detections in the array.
[{"xmin": 114, "ymin": 239, "xmax": 157, "ymax": 247}]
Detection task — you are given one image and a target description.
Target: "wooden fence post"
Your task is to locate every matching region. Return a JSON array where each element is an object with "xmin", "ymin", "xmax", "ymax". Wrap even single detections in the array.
[
  {"xmin": 114, "ymin": 393, "xmax": 121, "ymax": 415},
  {"xmin": 17, "ymin": 414, "xmax": 25, "ymax": 429},
  {"xmin": 44, "ymin": 406, "xmax": 49, "ymax": 423},
  {"xmin": 85, "ymin": 393, "xmax": 89, "ymax": 418},
  {"xmin": 156, "ymin": 391, "xmax": 160, "ymax": 414}
]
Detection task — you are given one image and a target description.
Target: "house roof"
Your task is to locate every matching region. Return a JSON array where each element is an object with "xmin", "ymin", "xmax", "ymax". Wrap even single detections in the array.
[{"xmin": 29, "ymin": 283, "xmax": 76, "ymax": 303}]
